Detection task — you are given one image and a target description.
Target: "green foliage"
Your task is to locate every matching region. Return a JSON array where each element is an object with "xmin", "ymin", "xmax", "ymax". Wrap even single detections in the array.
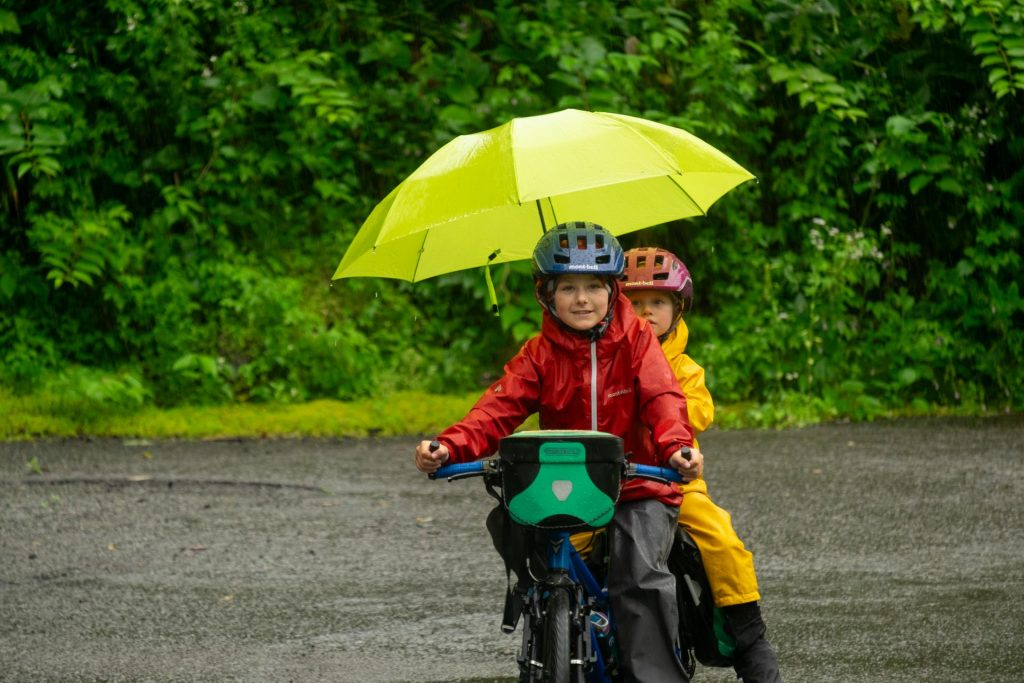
[
  {"xmin": 910, "ymin": 0, "xmax": 1024, "ymax": 99},
  {"xmin": 27, "ymin": 204, "xmax": 133, "ymax": 288},
  {"xmin": 44, "ymin": 366, "xmax": 151, "ymax": 409},
  {"xmin": 0, "ymin": 0, "xmax": 1021, "ymax": 426}
]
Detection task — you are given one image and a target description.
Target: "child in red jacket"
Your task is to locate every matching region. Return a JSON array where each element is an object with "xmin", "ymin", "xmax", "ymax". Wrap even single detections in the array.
[{"xmin": 415, "ymin": 222, "xmax": 699, "ymax": 682}]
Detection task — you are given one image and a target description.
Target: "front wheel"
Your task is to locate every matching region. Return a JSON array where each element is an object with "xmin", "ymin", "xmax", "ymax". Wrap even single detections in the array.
[{"xmin": 541, "ymin": 588, "xmax": 571, "ymax": 683}]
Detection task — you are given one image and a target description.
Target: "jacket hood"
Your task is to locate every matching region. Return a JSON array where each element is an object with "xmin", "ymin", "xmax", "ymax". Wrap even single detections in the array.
[{"xmin": 661, "ymin": 318, "xmax": 690, "ymax": 359}]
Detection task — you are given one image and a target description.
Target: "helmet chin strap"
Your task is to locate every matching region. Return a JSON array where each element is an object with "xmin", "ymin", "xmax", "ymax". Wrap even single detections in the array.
[{"xmin": 587, "ymin": 280, "xmax": 616, "ymax": 341}]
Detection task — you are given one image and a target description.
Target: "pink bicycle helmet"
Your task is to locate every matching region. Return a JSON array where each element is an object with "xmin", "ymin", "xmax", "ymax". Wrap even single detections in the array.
[{"xmin": 622, "ymin": 247, "xmax": 694, "ymax": 313}]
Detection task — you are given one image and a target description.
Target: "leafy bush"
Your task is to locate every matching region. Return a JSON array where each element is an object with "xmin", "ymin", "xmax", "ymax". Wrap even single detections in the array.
[{"xmin": 0, "ymin": 0, "xmax": 1020, "ymax": 421}]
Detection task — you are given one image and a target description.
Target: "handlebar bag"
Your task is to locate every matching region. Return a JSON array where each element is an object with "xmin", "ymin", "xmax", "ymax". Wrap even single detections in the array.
[{"xmin": 498, "ymin": 430, "xmax": 624, "ymax": 530}]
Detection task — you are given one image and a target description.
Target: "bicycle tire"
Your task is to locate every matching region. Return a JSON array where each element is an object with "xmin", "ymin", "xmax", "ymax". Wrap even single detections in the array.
[{"xmin": 541, "ymin": 588, "xmax": 571, "ymax": 683}]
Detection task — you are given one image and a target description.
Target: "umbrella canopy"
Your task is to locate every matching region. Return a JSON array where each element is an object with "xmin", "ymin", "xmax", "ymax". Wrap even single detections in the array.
[{"xmin": 333, "ymin": 108, "xmax": 754, "ymax": 283}]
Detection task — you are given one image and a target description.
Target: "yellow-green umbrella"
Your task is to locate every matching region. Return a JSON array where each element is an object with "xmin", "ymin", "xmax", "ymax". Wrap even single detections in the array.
[{"xmin": 334, "ymin": 109, "xmax": 754, "ymax": 287}]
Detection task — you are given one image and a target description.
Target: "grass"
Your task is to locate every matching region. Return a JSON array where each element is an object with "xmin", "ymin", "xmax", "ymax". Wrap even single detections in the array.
[
  {"xmin": 0, "ymin": 389, "xmax": 488, "ymax": 441},
  {"xmin": 0, "ymin": 386, "xmax": 1010, "ymax": 442}
]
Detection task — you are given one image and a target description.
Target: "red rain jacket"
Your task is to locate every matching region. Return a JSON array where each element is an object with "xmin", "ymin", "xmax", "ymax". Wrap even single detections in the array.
[{"xmin": 437, "ymin": 292, "xmax": 693, "ymax": 507}]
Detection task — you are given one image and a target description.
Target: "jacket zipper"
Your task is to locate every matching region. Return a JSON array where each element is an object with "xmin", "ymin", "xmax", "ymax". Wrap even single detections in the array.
[{"xmin": 590, "ymin": 340, "xmax": 598, "ymax": 430}]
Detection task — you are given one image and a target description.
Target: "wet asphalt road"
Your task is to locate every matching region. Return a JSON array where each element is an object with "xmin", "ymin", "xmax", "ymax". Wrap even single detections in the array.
[{"xmin": 1, "ymin": 415, "xmax": 1022, "ymax": 682}]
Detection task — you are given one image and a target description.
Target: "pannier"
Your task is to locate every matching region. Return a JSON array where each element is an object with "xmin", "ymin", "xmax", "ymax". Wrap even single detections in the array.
[
  {"xmin": 669, "ymin": 528, "xmax": 737, "ymax": 667},
  {"xmin": 498, "ymin": 430, "xmax": 625, "ymax": 530}
]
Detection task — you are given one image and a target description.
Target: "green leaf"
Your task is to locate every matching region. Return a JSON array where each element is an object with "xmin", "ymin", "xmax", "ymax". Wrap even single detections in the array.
[
  {"xmin": 909, "ymin": 174, "xmax": 933, "ymax": 194},
  {"xmin": 964, "ymin": 15, "xmax": 994, "ymax": 33},
  {"xmin": 30, "ymin": 124, "xmax": 67, "ymax": 147},
  {"xmin": 970, "ymin": 31, "xmax": 998, "ymax": 46},
  {"xmin": 937, "ymin": 177, "xmax": 964, "ymax": 195},
  {"xmin": 0, "ymin": 9, "xmax": 19, "ymax": 34},
  {"xmin": 249, "ymin": 85, "xmax": 280, "ymax": 109},
  {"xmin": 886, "ymin": 115, "xmax": 916, "ymax": 136}
]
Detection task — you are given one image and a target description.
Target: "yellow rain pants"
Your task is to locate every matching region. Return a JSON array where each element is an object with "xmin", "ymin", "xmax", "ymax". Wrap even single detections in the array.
[
  {"xmin": 677, "ymin": 477, "xmax": 760, "ymax": 607},
  {"xmin": 571, "ymin": 478, "xmax": 760, "ymax": 608}
]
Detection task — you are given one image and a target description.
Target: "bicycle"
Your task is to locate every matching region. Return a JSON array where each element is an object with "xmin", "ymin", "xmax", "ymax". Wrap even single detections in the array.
[{"xmin": 429, "ymin": 429, "xmax": 735, "ymax": 683}]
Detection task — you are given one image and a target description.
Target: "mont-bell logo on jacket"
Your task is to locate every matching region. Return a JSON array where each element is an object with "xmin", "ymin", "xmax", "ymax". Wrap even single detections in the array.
[{"xmin": 607, "ymin": 387, "xmax": 631, "ymax": 399}]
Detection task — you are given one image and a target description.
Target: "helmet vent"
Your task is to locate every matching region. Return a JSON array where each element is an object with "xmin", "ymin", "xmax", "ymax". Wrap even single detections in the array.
[
  {"xmin": 559, "ymin": 234, "xmax": 569, "ymax": 248},
  {"xmin": 554, "ymin": 254, "xmax": 570, "ymax": 264},
  {"xmin": 595, "ymin": 235, "xmax": 604, "ymax": 249},
  {"xmin": 654, "ymin": 255, "xmax": 664, "ymax": 267},
  {"xmin": 653, "ymin": 272, "xmax": 668, "ymax": 280},
  {"xmin": 596, "ymin": 255, "xmax": 610, "ymax": 264}
]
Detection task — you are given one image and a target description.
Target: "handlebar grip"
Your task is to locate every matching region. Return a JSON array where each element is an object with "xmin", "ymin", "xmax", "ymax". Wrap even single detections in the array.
[
  {"xmin": 431, "ymin": 460, "xmax": 486, "ymax": 480},
  {"xmin": 631, "ymin": 463, "xmax": 684, "ymax": 484}
]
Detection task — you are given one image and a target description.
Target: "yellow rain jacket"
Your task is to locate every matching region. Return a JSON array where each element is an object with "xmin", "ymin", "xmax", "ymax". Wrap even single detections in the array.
[
  {"xmin": 665, "ymin": 319, "xmax": 760, "ymax": 607},
  {"xmin": 572, "ymin": 318, "xmax": 761, "ymax": 607},
  {"xmin": 660, "ymin": 320, "xmax": 713, "ymax": 438}
]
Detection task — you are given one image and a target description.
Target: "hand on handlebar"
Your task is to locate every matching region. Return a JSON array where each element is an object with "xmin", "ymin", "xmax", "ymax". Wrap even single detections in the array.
[
  {"xmin": 668, "ymin": 447, "xmax": 703, "ymax": 482},
  {"xmin": 415, "ymin": 440, "xmax": 450, "ymax": 473}
]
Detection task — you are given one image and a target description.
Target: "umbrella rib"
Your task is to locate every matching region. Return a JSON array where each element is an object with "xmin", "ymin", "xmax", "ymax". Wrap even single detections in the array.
[
  {"xmin": 410, "ymin": 230, "xmax": 429, "ymax": 282},
  {"xmin": 666, "ymin": 175, "xmax": 708, "ymax": 215}
]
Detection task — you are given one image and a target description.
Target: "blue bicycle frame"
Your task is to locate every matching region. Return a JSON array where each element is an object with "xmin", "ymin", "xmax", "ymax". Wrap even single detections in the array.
[{"xmin": 432, "ymin": 459, "xmax": 683, "ymax": 683}]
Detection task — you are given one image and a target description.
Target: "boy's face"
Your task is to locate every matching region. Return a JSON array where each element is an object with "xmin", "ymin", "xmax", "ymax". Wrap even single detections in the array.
[
  {"xmin": 627, "ymin": 290, "xmax": 676, "ymax": 337},
  {"xmin": 552, "ymin": 274, "xmax": 611, "ymax": 331}
]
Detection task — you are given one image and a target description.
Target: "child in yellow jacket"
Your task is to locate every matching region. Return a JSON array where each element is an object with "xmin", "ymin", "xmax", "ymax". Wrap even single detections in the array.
[{"xmin": 622, "ymin": 247, "xmax": 782, "ymax": 683}]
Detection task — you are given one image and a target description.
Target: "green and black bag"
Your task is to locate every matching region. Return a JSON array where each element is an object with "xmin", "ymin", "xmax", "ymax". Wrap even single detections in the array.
[
  {"xmin": 498, "ymin": 430, "xmax": 625, "ymax": 530},
  {"xmin": 670, "ymin": 528, "xmax": 737, "ymax": 668}
]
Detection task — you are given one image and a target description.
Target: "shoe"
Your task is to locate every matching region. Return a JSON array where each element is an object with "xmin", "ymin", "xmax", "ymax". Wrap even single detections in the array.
[{"xmin": 724, "ymin": 602, "xmax": 782, "ymax": 683}]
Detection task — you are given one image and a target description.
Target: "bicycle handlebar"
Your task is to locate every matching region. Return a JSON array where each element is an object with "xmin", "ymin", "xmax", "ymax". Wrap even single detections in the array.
[{"xmin": 429, "ymin": 459, "xmax": 685, "ymax": 485}]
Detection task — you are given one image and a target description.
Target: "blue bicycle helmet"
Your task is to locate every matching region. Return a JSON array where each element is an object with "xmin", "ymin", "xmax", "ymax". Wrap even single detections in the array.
[
  {"xmin": 532, "ymin": 222, "xmax": 624, "ymax": 340},
  {"xmin": 531, "ymin": 221, "xmax": 625, "ymax": 279}
]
